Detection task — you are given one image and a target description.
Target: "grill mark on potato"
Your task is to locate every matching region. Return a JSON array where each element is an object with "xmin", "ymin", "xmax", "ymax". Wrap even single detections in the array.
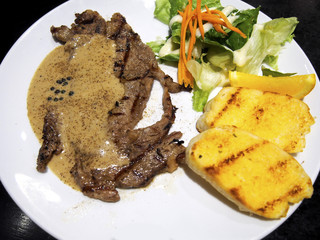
[
  {"xmin": 256, "ymin": 198, "xmax": 283, "ymax": 213},
  {"xmin": 205, "ymin": 140, "xmax": 269, "ymax": 175},
  {"xmin": 209, "ymin": 89, "xmax": 241, "ymax": 128},
  {"xmin": 268, "ymin": 159, "xmax": 289, "ymax": 174},
  {"xmin": 256, "ymin": 184, "xmax": 306, "ymax": 214}
]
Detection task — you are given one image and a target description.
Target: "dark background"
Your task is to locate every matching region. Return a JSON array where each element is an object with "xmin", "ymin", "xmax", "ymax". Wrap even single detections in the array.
[{"xmin": 1, "ymin": 0, "xmax": 319, "ymax": 239}]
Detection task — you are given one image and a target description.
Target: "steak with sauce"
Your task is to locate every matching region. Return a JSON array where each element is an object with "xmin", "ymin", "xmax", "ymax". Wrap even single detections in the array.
[{"xmin": 37, "ymin": 10, "xmax": 186, "ymax": 202}]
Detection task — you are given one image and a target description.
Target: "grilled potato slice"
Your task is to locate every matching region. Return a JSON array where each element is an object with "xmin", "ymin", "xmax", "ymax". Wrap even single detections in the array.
[
  {"xmin": 197, "ymin": 87, "xmax": 315, "ymax": 153},
  {"xmin": 186, "ymin": 126, "xmax": 313, "ymax": 219}
]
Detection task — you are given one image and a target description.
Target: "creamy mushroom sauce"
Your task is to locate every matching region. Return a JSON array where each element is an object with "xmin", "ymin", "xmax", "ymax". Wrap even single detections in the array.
[{"xmin": 27, "ymin": 34, "xmax": 128, "ymax": 189}]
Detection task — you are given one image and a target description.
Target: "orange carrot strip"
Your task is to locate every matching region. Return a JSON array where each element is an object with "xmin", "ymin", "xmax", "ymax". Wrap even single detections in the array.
[
  {"xmin": 187, "ymin": 18, "xmax": 198, "ymax": 61},
  {"xmin": 201, "ymin": 14, "xmax": 226, "ymax": 26},
  {"xmin": 213, "ymin": 23, "xmax": 227, "ymax": 35},
  {"xmin": 204, "ymin": 5, "xmax": 226, "ymax": 35},
  {"xmin": 196, "ymin": 0, "xmax": 205, "ymax": 39},
  {"xmin": 205, "ymin": 5, "xmax": 210, "ymax": 13},
  {"xmin": 209, "ymin": 9, "xmax": 247, "ymax": 38},
  {"xmin": 181, "ymin": 14, "xmax": 196, "ymax": 65},
  {"xmin": 178, "ymin": 0, "xmax": 194, "ymax": 87}
]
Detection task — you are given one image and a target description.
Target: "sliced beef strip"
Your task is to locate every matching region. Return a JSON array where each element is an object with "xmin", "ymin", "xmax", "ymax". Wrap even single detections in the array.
[
  {"xmin": 116, "ymin": 131, "xmax": 185, "ymax": 188},
  {"xmin": 108, "ymin": 84, "xmax": 176, "ymax": 161},
  {"xmin": 108, "ymin": 14, "xmax": 158, "ymax": 81},
  {"xmin": 70, "ymin": 150, "xmax": 121, "ymax": 202},
  {"xmin": 50, "ymin": 10, "xmax": 107, "ymax": 43},
  {"xmin": 108, "ymin": 76, "xmax": 154, "ymax": 135},
  {"xmin": 36, "ymin": 110, "xmax": 63, "ymax": 173},
  {"xmin": 38, "ymin": 10, "xmax": 187, "ymax": 202}
]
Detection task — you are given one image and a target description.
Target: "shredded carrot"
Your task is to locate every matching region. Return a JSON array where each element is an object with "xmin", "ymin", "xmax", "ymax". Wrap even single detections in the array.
[
  {"xmin": 196, "ymin": 0, "xmax": 205, "ymax": 39},
  {"xmin": 209, "ymin": 9, "xmax": 247, "ymax": 38},
  {"xmin": 177, "ymin": 0, "xmax": 247, "ymax": 88},
  {"xmin": 187, "ymin": 18, "xmax": 198, "ymax": 61}
]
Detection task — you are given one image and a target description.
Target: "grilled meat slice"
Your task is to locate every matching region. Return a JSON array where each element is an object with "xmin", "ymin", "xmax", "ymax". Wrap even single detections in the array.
[
  {"xmin": 50, "ymin": 10, "xmax": 107, "ymax": 43},
  {"xmin": 109, "ymin": 85, "xmax": 177, "ymax": 160},
  {"xmin": 70, "ymin": 151, "xmax": 122, "ymax": 202},
  {"xmin": 107, "ymin": 13, "xmax": 158, "ymax": 81},
  {"xmin": 36, "ymin": 110, "xmax": 63, "ymax": 173},
  {"xmin": 108, "ymin": 76, "xmax": 154, "ymax": 136},
  {"xmin": 116, "ymin": 131, "xmax": 185, "ymax": 188}
]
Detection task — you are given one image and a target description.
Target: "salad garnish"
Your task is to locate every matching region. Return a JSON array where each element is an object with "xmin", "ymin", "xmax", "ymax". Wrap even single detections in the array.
[
  {"xmin": 149, "ymin": 0, "xmax": 298, "ymax": 111},
  {"xmin": 178, "ymin": 0, "xmax": 246, "ymax": 88}
]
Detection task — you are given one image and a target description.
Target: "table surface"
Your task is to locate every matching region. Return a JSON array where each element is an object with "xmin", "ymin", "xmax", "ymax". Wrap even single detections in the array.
[{"xmin": 1, "ymin": 0, "xmax": 319, "ymax": 239}]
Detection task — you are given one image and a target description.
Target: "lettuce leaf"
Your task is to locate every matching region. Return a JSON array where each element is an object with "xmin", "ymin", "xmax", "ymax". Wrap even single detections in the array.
[
  {"xmin": 261, "ymin": 67, "xmax": 296, "ymax": 77},
  {"xmin": 186, "ymin": 59, "xmax": 224, "ymax": 91},
  {"xmin": 187, "ymin": 58, "xmax": 227, "ymax": 111},
  {"xmin": 192, "ymin": 83, "xmax": 211, "ymax": 112},
  {"xmin": 233, "ymin": 17, "xmax": 299, "ymax": 75},
  {"xmin": 203, "ymin": 7, "xmax": 260, "ymax": 50},
  {"xmin": 147, "ymin": 39, "xmax": 166, "ymax": 54},
  {"xmin": 206, "ymin": 44, "xmax": 235, "ymax": 70},
  {"xmin": 154, "ymin": 0, "xmax": 172, "ymax": 25},
  {"xmin": 263, "ymin": 55, "xmax": 279, "ymax": 70},
  {"xmin": 225, "ymin": 7, "xmax": 260, "ymax": 50}
]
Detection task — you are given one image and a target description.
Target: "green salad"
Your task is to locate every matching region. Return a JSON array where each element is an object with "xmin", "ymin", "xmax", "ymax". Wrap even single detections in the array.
[{"xmin": 148, "ymin": 0, "xmax": 298, "ymax": 111}]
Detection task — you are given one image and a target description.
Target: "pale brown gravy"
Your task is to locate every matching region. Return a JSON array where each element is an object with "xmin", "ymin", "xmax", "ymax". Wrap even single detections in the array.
[{"xmin": 27, "ymin": 34, "xmax": 129, "ymax": 190}]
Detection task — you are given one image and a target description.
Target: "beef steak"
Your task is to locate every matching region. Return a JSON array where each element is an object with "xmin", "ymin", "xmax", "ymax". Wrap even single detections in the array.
[{"xmin": 37, "ymin": 10, "xmax": 186, "ymax": 202}]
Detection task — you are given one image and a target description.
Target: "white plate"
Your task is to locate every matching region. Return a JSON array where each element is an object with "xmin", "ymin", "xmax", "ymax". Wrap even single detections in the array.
[{"xmin": 0, "ymin": 0, "xmax": 319, "ymax": 239}]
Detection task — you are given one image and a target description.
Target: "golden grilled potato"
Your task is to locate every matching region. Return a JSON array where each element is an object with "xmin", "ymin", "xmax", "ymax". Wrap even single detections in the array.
[
  {"xmin": 197, "ymin": 87, "xmax": 315, "ymax": 153},
  {"xmin": 186, "ymin": 126, "xmax": 313, "ymax": 219}
]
